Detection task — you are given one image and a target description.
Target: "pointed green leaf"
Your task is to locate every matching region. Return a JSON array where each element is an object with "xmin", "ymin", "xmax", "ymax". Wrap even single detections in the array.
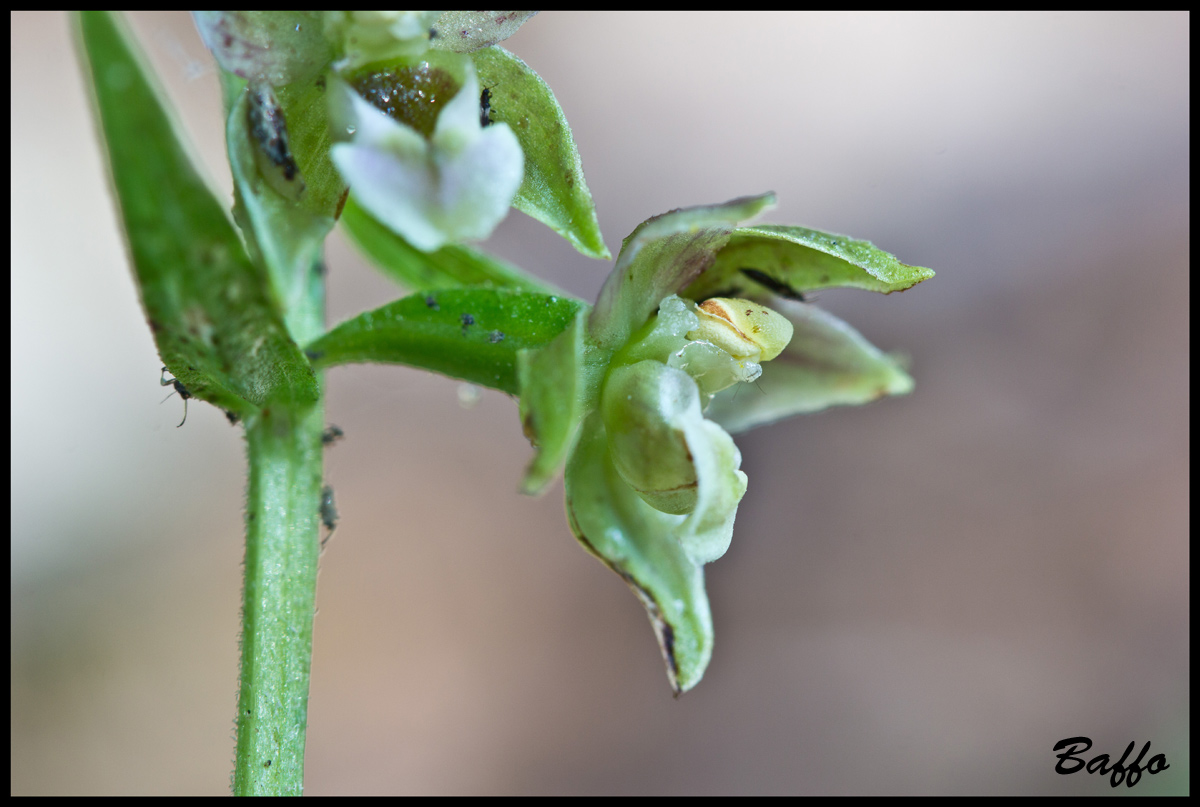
[
  {"xmin": 76, "ymin": 10, "xmax": 317, "ymax": 415},
  {"xmin": 589, "ymin": 193, "xmax": 776, "ymax": 353},
  {"xmin": 517, "ymin": 307, "xmax": 595, "ymax": 494},
  {"xmin": 305, "ymin": 288, "xmax": 582, "ymax": 394},
  {"xmin": 565, "ymin": 414, "xmax": 713, "ymax": 694},
  {"xmin": 684, "ymin": 224, "xmax": 934, "ymax": 301},
  {"xmin": 705, "ymin": 300, "xmax": 914, "ymax": 434},
  {"xmin": 472, "ymin": 46, "xmax": 610, "ymax": 260},
  {"xmin": 341, "ymin": 195, "xmax": 559, "ymax": 294}
]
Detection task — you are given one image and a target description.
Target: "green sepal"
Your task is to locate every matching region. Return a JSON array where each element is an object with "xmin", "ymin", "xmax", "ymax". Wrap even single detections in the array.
[
  {"xmin": 217, "ymin": 69, "xmax": 246, "ymax": 127},
  {"xmin": 684, "ymin": 223, "xmax": 934, "ymax": 301},
  {"xmin": 226, "ymin": 72, "xmax": 345, "ymax": 346},
  {"xmin": 193, "ymin": 11, "xmax": 333, "ymax": 87},
  {"xmin": 565, "ymin": 413, "xmax": 713, "ymax": 695},
  {"xmin": 589, "ymin": 193, "xmax": 776, "ymax": 353},
  {"xmin": 273, "ymin": 75, "xmax": 348, "ymax": 219},
  {"xmin": 430, "ymin": 11, "xmax": 539, "ymax": 54},
  {"xmin": 341, "ymin": 195, "xmax": 559, "ymax": 294},
  {"xmin": 517, "ymin": 307, "xmax": 597, "ymax": 494},
  {"xmin": 705, "ymin": 299, "xmax": 915, "ymax": 434},
  {"xmin": 472, "ymin": 46, "xmax": 610, "ymax": 260},
  {"xmin": 305, "ymin": 288, "xmax": 582, "ymax": 394},
  {"xmin": 76, "ymin": 10, "xmax": 317, "ymax": 416}
]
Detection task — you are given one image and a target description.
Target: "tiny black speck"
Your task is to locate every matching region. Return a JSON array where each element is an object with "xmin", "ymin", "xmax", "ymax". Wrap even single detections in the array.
[
  {"xmin": 480, "ymin": 87, "xmax": 493, "ymax": 127},
  {"xmin": 425, "ymin": 295, "xmax": 440, "ymax": 310}
]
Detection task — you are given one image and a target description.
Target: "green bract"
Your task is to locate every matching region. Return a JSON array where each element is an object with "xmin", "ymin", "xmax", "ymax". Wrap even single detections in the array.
[{"xmin": 519, "ymin": 194, "xmax": 933, "ymax": 693}]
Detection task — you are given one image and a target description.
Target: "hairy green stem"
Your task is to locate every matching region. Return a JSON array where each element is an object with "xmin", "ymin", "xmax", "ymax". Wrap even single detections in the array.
[
  {"xmin": 233, "ymin": 398, "xmax": 325, "ymax": 795},
  {"xmin": 232, "ymin": 246, "xmax": 327, "ymax": 794}
]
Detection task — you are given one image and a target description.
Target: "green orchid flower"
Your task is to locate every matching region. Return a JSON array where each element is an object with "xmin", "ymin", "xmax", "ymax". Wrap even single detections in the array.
[
  {"xmin": 190, "ymin": 11, "xmax": 931, "ymax": 697},
  {"xmin": 519, "ymin": 193, "xmax": 933, "ymax": 693}
]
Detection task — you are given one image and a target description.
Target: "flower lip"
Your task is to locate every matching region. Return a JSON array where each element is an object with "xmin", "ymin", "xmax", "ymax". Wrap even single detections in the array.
[{"xmin": 348, "ymin": 63, "xmax": 458, "ymax": 139}]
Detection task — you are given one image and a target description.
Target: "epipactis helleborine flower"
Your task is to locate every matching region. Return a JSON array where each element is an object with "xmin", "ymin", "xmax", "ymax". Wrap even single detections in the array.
[{"xmin": 518, "ymin": 193, "xmax": 933, "ymax": 693}]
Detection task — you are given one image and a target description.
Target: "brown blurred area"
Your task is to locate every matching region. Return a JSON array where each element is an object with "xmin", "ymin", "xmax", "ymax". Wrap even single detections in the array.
[{"xmin": 11, "ymin": 11, "xmax": 1187, "ymax": 795}]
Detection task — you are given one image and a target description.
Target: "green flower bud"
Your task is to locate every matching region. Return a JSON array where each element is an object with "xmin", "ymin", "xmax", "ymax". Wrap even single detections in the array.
[{"xmin": 686, "ymin": 298, "xmax": 794, "ymax": 362}]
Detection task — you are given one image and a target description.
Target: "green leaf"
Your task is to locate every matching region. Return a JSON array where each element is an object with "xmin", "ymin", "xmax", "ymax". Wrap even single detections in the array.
[
  {"xmin": 227, "ymin": 74, "xmax": 344, "ymax": 345},
  {"xmin": 305, "ymin": 288, "xmax": 583, "ymax": 394},
  {"xmin": 517, "ymin": 307, "xmax": 594, "ymax": 494},
  {"xmin": 341, "ymin": 195, "xmax": 560, "ymax": 294},
  {"xmin": 704, "ymin": 300, "xmax": 915, "ymax": 434},
  {"xmin": 684, "ymin": 224, "xmax": 935, "ymax": 301},
  {"xmin": 75, "ymin": 10, "xmax": 317, "ymax": 415},
  {"xmin": 472, "ymin": 46, "xmax": 610, "ymax": 260},
  {"xmin": 589, "ymin": 193, "xmax": 776, "ymax": 354},
  {"xmin": 565, "ymin": 413, "xmax": 713, "ymax": 694}
]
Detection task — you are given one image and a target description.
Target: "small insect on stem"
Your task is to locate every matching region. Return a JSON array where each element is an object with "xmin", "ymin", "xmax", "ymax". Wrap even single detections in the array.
[
  {"xmin": 321, "ymin": 425, "xmax": 345, "ymax": 446},
  {"xmin": 160, "ymin": 367, "xmax": 191, "ymax": 428},
  {"xmin": 479, "ymin": 86, "xmax": 494, "ymax": 128},
  {"xmin": 319, "ymin": 485, "xmax": 339, "ymax": 549}
]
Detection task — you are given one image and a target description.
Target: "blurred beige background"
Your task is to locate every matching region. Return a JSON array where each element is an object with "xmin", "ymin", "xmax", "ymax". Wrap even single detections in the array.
[{"xmin": 11, "ymin": 11, "xmax": 1187, "ymax": 795}]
